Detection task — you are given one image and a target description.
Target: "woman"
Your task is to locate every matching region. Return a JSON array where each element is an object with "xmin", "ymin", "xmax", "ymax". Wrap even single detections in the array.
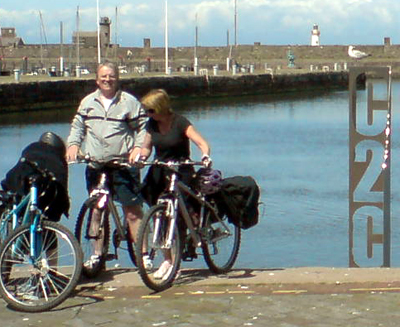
[
  {"xmin": 138, "ymin": 89, "xmax": 211, "ymax": 279},
  {"xmin": 139, "ymin": 89, "xmax": 211, "ymax": 204}
]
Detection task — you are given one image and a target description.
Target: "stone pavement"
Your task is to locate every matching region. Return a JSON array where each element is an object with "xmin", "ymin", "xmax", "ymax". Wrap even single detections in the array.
[{"xmin": 2, "ymin": 267, "xmax": 400, "ymax": 326}]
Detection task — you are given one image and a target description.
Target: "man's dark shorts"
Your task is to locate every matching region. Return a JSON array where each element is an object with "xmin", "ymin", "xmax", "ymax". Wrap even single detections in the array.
[{"xmin": 86, "ymin": 166, "xmax": 142, "ymax": 206}]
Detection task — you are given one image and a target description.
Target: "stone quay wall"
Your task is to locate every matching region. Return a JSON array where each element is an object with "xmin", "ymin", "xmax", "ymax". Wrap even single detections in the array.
[
  {"xmin": 2, "ymin": 44, "xmax": 400, "ymax": 74},
  {"xmin": 0, "ymin": 71, "xmax": 350, "ymax": 113}
]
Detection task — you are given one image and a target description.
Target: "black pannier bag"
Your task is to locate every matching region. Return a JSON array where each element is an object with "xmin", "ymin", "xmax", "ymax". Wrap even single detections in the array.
[{"xmin": 211, "ymin": 176, "xmax": 260, "ymax": 229}]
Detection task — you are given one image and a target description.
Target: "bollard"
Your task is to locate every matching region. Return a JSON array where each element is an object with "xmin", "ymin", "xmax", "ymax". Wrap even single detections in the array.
[
  {"xmin": 213, "ymin": 65, "xmax": 218, "ymax": 76},
  {"xmin": 250, "ymin": 64, "xmax": 254, "ymax": 74},
  {"xmin": 232, "ymin": 64, "xmax": 237, "ymax": 75},
  {"xmin": 14, "ymin": 69, "xmax": 21, "ymax": 82},
  {"xmin": 310, "ymin": 65, "xmax": 314, "ymax": 71},
  {"xmin": 226, "ymin": 57, "xmax": 230, "ymax": 71},
  {"xmin": 194, "ymin": 64, "xmax": 198, "ymax": 76},
  {"xmin": 334, "ymin": 63, "xmax": 338, "ymax": 71},
  {"xmin": 343, "ymin": 62, "xmax": 348, "ymax": 71},
  {"xmin": 76, "ymin": 66, "xmax": 81, "ymax": 78}
]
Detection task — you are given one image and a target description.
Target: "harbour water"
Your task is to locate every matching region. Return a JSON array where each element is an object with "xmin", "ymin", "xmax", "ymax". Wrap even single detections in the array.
[{"xmin": 1, "ymin": 85, "xmax": 400, "ymax": 269}]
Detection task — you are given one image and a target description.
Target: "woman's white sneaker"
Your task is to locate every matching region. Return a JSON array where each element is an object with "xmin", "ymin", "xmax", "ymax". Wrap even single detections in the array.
[{"xmin": 153, "ymin": 261, "xmax": 172, "ymax": 279}]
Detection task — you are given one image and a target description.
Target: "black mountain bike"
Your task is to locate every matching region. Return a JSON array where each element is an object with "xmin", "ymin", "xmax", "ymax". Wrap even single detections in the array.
[
  {"xmin": 135, "ymin": 160, "xmax": 241, "ymax": 292},
  {"xmin": 72, "ymin": 156, "xmax": 137, "ymax": 278}
]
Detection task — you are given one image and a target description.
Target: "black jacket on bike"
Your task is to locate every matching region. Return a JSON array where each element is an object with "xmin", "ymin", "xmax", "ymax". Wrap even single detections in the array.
[{"xmin": 1, "ymin": 138, "xmax": 69, "ymax": 222}]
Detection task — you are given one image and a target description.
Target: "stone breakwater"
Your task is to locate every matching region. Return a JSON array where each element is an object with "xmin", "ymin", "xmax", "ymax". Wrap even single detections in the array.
[{"xmin": 0, "ymin": 71, "xmax": 350, "ymax": 113}]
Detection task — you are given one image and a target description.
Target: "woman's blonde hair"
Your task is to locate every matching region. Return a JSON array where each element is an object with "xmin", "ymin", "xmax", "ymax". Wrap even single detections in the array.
[{"xmin": 141, "ymin": 89, "xmax": 172, "ymax": 115}]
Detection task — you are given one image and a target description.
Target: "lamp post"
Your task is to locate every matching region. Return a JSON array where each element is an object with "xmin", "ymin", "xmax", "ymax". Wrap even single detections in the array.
[{"xmin": 165, "ymin": 0, "xmax": 169, "ymax": 74}]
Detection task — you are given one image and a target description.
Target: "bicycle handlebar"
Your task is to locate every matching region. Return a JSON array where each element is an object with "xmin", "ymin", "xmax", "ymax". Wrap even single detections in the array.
[
  {"xmin": 68, "ymin": 154, "xmax": 131, "ymax": 169},
  {"xmin": 140, "ymin": 159, "xmax": 205, "ymax": 168},
  {"xmin": 20, "ymin": 157, "xmax": 56, "ymax": 181}
]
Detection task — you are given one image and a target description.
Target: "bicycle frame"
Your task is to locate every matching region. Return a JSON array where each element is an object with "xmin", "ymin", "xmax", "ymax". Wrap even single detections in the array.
[
  {"xmin": 0, "ymin": 180, "xmax": 44, "ymax": 262},
  {"xmin": 153, "ymin": 162, "xmax": 232, "ymax": 251},
  {"xmin": 89, "ymin": 171, "xmax": 128, "ymax": 245},
  {"xmin": 1, "ymin": 187, "xmax": 37, "ymax": 238},
  {"xmin": 73, "ymin": 156, "xmax": 134, "ymax": 262}
]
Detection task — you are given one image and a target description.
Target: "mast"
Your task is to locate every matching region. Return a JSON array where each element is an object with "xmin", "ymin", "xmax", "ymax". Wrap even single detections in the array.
[
  {"xmin": 165, "ymin": 0, "xmax": 169, "ymax": 74},
  {"xmin": 234, "ymin": 0, "xmax": 237, "ymax": 46},
  {"xmin": 76, "ymin": 6, "xmax": 80, "ymax": 68},
  {"xmin": 194, "ymin": 13, "xmax": 198, "ymax": 59},
  {"xmin": 114, "ymin": 6, "xmax": 118, "ymax": 60},
  {"xmin": 38, "ymin": 11, "xmax": 48, "ymax": 67},
  {"xmin": 60, "ymin": 21, "xmax": 64, "ymax": 74},
  {"xmin": 97, "ymin": 0, "xmax": 101, "ymax": 64}
]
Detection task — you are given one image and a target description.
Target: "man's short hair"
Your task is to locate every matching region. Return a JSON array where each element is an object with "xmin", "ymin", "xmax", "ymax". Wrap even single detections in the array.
[{"xmin": 96, "ymin": 61, "xmax": 119, "ymax": 81}]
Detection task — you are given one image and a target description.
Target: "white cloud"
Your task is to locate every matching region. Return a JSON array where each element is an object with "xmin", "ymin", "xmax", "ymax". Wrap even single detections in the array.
[{"xmin": 1, "ymin": 0, "xmax": 400, "ymax": 46}]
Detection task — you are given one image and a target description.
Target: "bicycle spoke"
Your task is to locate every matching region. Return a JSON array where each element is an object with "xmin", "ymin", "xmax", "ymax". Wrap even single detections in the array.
[
  {"xmin": 202, "ymin": 212, "xmax": 241, "ymax": 274},
  {"xmin": 0, "ymin": 221, "xmax": 82, "ymax": 312}
]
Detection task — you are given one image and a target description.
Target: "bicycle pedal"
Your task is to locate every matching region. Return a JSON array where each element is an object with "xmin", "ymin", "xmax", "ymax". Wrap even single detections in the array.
[
  {"xmin": 182, "ymin": 252, "xmax": 197, "ymax": 262},
  {"xmin": 105, "ymin": 253, "xmax": 117, "ymax": 261}
]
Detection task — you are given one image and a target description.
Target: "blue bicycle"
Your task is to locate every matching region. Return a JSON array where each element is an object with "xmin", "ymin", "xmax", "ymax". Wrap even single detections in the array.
[{"xmin": 0, "ymin": 158, "xmax": 82, "ymax": 312}]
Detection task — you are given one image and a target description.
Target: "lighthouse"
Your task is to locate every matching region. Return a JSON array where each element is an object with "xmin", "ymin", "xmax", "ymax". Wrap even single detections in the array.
[{"xmin": 311, "ymin": 24, "xmax": 320, "ymax": 46}]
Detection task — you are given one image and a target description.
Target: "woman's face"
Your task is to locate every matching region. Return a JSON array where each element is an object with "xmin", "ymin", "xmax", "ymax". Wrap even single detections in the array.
[{"xmin": 144, "ymin": 106, "xmax": 170, "ymax": 121}]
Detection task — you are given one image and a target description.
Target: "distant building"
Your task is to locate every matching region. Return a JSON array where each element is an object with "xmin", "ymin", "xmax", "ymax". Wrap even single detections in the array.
[
  {"xmin": 311, "ymin": 24, "xmax": 320, "ymax": 46},
  {"xmin": 0, "ymin": 27, "xmax": 24, "ymax": 47},
  {"xmin": 72, "ymin": 17, "xmax": 111, "ymax": 47},
  {"xmin": 144, "ymin": 38, "xmax": 151, "ymax": 48}
]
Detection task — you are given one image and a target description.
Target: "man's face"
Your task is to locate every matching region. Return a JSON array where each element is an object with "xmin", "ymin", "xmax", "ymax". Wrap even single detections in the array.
[{"xmin": 96, "ymin": 66, "xmax": 118, "ymax": 96}]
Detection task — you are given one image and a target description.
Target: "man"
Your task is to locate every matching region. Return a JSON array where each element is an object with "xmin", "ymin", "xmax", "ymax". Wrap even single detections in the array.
[{"xmin": 66, "ymin": 61, "xmax": 147, "ymax": 269}]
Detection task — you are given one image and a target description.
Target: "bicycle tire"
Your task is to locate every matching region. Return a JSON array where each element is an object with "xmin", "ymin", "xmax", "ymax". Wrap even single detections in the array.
[
  {"xmin": 75, "ymin": 197, "xmax": 110, "ymax": 278},
  {"xmin": 0, "ymin": 221, "xmax": 83, "ymax": 312},
  {"xmin": 201, "ymin": 209, "xmax": 241, "ymax": 274},
  {"xmin": 126, "ymin": 224, "xmax": 137, "ymax": 267},
  {"xmin": 135, "ymin": 203, "xmax": 182, "ymax": 292}
]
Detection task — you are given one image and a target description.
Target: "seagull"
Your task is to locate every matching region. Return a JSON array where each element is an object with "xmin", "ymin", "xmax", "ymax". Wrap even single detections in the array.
[{"xmin": 348, "ymin": 46, "xmax": 371, "ymax": 59}]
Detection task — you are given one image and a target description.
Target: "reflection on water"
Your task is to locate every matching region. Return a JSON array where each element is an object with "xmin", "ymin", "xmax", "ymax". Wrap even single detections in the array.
[{"xmin": 1, "ymin": 85, "xmax": 400, "ymax": 268}]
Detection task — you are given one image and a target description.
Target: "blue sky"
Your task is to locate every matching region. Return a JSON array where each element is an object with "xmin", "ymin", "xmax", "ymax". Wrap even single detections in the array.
[{"xmin": 0, "ymin": 0, "xmax": 399, "ymax": 47}]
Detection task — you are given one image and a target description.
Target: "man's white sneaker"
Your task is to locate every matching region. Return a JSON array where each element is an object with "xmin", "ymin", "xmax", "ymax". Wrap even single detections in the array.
[
  {"xmin": 84, "ymin": 255, "xmax": 100, "ymax": 269},
  {"xmin": 143, "ymin": 255, "xmax": 153, "ymax": 270},
  {"xmin": 153, "ymin": 260, "xmax": 172, "ymax": 279}
]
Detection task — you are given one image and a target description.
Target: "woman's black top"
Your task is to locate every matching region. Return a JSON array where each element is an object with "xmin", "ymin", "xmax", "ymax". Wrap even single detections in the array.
[
  {"xmin": 146, "ymin": 114, "xmax": 191, "ymax": 161},
  {"xmin": 142, "ymin": 114, "xmax": 194, "ymax": 205}
]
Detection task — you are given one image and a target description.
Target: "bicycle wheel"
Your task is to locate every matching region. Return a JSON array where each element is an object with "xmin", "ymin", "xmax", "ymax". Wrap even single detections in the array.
[
  {"xmin": 75, "ymin": 198, "xmax": 110, "ymax": 278},
  {"xmin": 202, "ymin": 209, "xmax": 241, "ymax": 274},
  {"xmin": 0, "ymin": 209, "xmax": 12, "ymax": 245},
  {"xmin": 135, "ymin": 204, "xmax": 182, "ymax": 292},
  {"xmin": 0, "ymin": 221, "xmax": 83, "ymax": 312}
]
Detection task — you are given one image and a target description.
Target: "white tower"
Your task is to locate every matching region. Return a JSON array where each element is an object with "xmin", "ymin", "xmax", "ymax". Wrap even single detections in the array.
[{"xmin": 311, "ymin": 24, "xmax": 320, "ymax": 46}]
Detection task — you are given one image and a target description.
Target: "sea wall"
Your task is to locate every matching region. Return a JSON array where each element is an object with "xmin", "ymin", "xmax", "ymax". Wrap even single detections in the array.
[
  {"xmin": 3, "ymin": 44, "xmax": 400, "ymax": 73},
  {"xmin": 0, "ymin": 71, "xmax": 350, "ymax": 113}
]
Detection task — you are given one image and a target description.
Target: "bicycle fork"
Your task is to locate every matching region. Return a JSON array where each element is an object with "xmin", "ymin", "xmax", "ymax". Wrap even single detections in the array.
[
  {"xmin": 28, "ymin": 185, "xmax": 42, "ymax": 263},
  {"xmin": 154, "ymin": 199, "xmax": 177, "ymax": 250}
]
